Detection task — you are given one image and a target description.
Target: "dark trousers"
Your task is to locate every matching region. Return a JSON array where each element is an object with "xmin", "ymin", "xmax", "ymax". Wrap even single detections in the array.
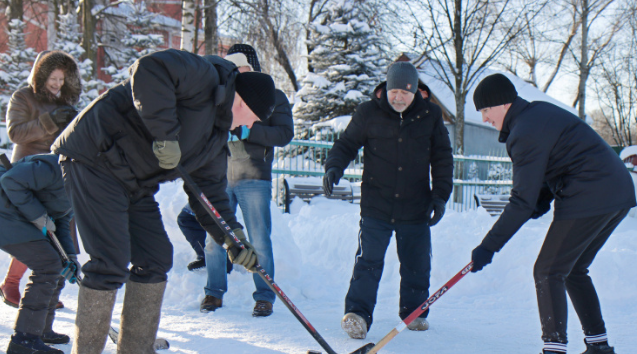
[
  {"xmin": 534, "ymin": 208, "xmax": 629, "ymax": 344},
  {"xmin": 1, "ymin": 240, "xmax": 64, "ymax": 336},
  {"xmin": 345, "ymin": 216, "xmax": 431, "ymax": 329},
  {"xmin": 61, "ymin": 161, "xmax": 173, "ymax": 290},
  {"xmin": 177, "ymin": 208, "xmax": 206, "ymax": 260}
]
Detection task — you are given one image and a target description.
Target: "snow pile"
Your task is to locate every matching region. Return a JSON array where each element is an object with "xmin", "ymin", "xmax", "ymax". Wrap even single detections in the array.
[{"xmin": 0, "ymin": 181, "xmax": 635, "ymax": 353}]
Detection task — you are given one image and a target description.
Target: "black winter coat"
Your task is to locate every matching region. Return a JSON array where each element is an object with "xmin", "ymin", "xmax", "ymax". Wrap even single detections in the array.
[
  {"xmin": 325, "ymin": 83, "xmax": 454, "ymax": 224},
  {"xmin": 0, "ymin": 154, "xmax": 74, "ymax": 252},
  {"xmin": 227, "ymin": 90, "xmax": 293, "ymax": 182},
  {"xmin": 481, "ymin": 97, "xmax": 637, "ymax": 252},
  {"xmin": 52, "ymin": 49, "xmax": 242, "ymax": 243}
]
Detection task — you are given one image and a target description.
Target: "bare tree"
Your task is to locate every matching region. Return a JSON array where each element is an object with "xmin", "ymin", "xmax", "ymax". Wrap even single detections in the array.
[
  {"xmin": 572, "ymin": 0, "xmax": 624, "ymax": 119},
  {"xmin": 590, "ymin": 1, "xmax": 637, "ymax": 146},
  {"xmin": 408, "ymin": 0, "xmax": 542, "ymax": 155},
  {"xmin": 224, "ymin": 0, "xmax": 305, "ymax": 91},
  {"xmin": 500, "ymin": 1, "xmax": 580, "ymax": 92}
]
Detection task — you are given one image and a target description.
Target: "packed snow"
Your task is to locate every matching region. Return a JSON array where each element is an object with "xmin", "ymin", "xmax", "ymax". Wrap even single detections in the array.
[{"xmin": 0, "ymin": 180, "xmax": 635, "ymax": 353}]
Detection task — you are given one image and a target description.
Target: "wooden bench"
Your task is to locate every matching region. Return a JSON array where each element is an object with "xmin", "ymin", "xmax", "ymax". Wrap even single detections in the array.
[
  {"xmin": 474, "ymin": 193, "xmax": 510, "ymax": 216},
  {"xmin": 280, "ymin": 176, "xmax": 359, "ymax": 213}
]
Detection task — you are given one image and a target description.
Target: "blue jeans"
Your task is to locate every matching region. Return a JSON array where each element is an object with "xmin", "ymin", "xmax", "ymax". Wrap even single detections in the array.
[
  {"xmin": 345, "ymin": 216, "xmax": 431, "ymax": 330},
  {"xmin": 204, "ymin": 179, "xmax": 275, "ymax": 303}
]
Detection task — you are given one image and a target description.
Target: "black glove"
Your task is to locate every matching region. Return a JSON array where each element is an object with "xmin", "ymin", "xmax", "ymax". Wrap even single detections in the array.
[
  {"xmin": 471, "ymin": 245, "xmax": 494, "ymax": 273},
  {"xmin": 50, "ymin": 105, "xmax": 78, "ymax": 129},
  {"xmin": 427, "ymin": 197, "xmax": 446, "ymax": 226},
  {"xmin": 323, "ymin": 167, "xmax": 343, "ymax": 196},
  {"xmin": 61, "ymin": 254, "xmax": 81, "ymax": 284}
]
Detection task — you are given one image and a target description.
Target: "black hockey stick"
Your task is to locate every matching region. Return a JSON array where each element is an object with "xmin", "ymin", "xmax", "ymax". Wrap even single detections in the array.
[
  {"xmin": 176, "ymin": 165, "xmax": 339, "ymax": 354},
  {"xmin": 1, "ymin": 154, "xmax": 169, "ymax": 350}
]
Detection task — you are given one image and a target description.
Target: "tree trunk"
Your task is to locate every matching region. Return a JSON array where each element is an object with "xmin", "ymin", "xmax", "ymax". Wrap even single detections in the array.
[
  {"xmin": 578, "ymin": 0, "xmax": 589, "ymax": 120},
  {"xmin": 81, "ymin": 0, "xmax": 97, "ymax": 73},
  {"xmin": 47, "ymin": 1, "xmax": 58, "ymax": 50},
  {"xmin": 204, "ymin": 0, "xmax": 218, "ymax": 55},
  {"xmin": 453, "ymin": 0, "xmax": 464, "ymax": 155},
  {"xmin": 181, "ymin": 0, "xmax": 196, "ymax": 52},
  {"xmin": 8, "ymin": 0, "xmax": 23, "ymax": 20}
]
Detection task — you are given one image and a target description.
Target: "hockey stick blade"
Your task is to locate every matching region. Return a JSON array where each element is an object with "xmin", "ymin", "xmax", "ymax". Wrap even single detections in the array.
[{"xmin": 108, "ymin": 326, "xmax": 170, "ymax": 350}]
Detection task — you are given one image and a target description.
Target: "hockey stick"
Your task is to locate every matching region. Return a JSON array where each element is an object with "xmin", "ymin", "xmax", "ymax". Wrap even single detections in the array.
[
  {"xmin": 0, "ymin": 154, "xmax": 170, "ymax": 350},
  {"xmin": 349, "ymin": 262, "xmax": 474, "ymax": 354},
  {"xmin": 176, "ymin": 165, "xmax": 339, "ymax": 354}
]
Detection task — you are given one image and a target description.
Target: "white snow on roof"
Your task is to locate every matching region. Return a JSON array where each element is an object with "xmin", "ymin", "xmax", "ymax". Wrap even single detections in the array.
[
  {"xmin": 418, "ymin": 62, "xmax": 585, "ymax": 129},
  {"xmin": 620, "ymin": 145, "xmax": 637, "ymax": 159}
]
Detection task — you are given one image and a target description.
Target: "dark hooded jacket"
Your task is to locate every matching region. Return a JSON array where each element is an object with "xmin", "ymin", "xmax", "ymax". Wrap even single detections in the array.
[
  {"xmin": 0, "ymin": 154, "xmax": 74, "ymax": 252},
  {"xmin": 227, "ymin": 89, "xmax": 293, "ymax": 182},
  {"xmin": 52, "ymin": 49, "xmax": 242, "ymax": 243},
  {"xmin": 325, "ymin": 82, "xmax": 454, "ymax": 224},
  {"xmin": 6, "ymin": 51, "xmax": 81, "ymax": 162},
  {"xmin": 481, "ymin": 97, "xmax": 637, "ymax": 253}
]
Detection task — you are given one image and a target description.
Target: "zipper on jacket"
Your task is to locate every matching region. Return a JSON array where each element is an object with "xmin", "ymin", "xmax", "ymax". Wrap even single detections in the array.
[{"xmin": 399, "ymin": 112, "xmax": 404, "ymax": 127}]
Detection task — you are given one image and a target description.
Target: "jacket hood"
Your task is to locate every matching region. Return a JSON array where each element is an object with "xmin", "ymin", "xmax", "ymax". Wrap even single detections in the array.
[{"xmin": 30, "ymin": 51, "xmax": 81, "ymax": 106}]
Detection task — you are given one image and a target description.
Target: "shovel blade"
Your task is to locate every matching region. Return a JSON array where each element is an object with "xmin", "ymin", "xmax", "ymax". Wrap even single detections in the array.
[{"xmin": 349, "ymin": 343, "xmax": 375, "ymax": 354}]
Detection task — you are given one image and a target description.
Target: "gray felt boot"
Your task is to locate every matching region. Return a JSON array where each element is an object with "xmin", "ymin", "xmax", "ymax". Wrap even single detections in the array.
[
  {"xmin": 71, "ymin": 286, "xmax": 117, "ymax": 354},
  {"xmin": 117, "ymin": 281, "xmax": 166, "ymax": 354}
]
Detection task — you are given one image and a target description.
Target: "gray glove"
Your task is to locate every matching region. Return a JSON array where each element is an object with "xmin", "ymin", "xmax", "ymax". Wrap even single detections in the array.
[
  {"xmin": 152, "ymin": 140, "xmax": 181, "ymax": 169},
  {"xmin": 224, "ymin": 229, "xmax": 258, "ymax": 272},
  {"xmin": 31, "ymin": 214, "xmax": 56, "ymax": 235}
]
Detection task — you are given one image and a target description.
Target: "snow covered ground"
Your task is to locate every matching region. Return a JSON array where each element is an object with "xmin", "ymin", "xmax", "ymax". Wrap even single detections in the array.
[{"xmin": 0, "ymin": 180, "xmax": 635, "ymax": 353}]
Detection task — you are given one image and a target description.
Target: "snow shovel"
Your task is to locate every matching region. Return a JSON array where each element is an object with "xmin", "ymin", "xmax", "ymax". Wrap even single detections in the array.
[
  {"xmin": 1, "ymin": 153, "xmax": 170, "ymax": 350},
  {"xmin": 177, "ymin": 165, "xmax": 340, "ymax": 354},
  {"xmin": 347, "ymin": 262, "xmax": 474, "ymax": 354}
]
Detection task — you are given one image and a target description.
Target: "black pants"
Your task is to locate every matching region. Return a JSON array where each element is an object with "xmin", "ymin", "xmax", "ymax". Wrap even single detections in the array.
[
  {"xmin": 345, "ymin": 216, "xmax": 431, "ymax": 330},
  {"xmin": 61, "ymin": 161, "xmax": 173, "ymax": 290},
  {"xmin": 534, "ymin": 208, "xmax": 629, "ymax": 344},
  {"xmin": 1, "ymin": 240, "xmax": 64, "ymax": 336}
]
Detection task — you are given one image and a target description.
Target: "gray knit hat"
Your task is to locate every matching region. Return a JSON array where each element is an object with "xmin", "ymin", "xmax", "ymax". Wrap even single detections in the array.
[
  {"xmin": 473, "ymin": 74, "xmax": 518, "ymax": 110},
  {"xmin": 386, "ymin": 62, "xmax": 419, "ymax": 94}
]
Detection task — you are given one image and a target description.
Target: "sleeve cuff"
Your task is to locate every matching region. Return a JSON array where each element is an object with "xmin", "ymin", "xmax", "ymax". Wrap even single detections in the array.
[{"xmin": 38, "ymin": 112, "xmax": 59, "ymax": 135}]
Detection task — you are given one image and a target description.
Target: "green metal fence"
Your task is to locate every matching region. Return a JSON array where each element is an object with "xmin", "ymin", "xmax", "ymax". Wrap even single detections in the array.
[{"xmin": 272, "ymin": 139, "xmax": 513, "ymax": 212}]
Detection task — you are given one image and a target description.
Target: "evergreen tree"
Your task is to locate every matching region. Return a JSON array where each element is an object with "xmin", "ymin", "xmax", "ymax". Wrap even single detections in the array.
[
  {"xmin": 54, "ymin": 13, "xmax": 107, "ymax": 109},
  {"xmin": 0, "ymin": 19, "xmax": 37, "ymax": 117},
  {"xmin": 102, "ymin": 2, "xmax": 164, "ymax": 85},
  {"xmin": 294, "ymin": 0, "xmax": 387, "ymax": 123}
]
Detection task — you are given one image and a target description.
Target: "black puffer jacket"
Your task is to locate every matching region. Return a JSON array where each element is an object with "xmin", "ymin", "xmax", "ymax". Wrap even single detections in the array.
[
  {"xmin": 481, "ymin": 97, "xmax": 637, "ymax": 252},
  {"xmin": 325, "ymin": 83, "xmax": 454, "ymax": 224},
  {"xmin": 52, "ymin": 49, "xmax": 242, "ymax": 243},
  {"xmin": 0, "ymin": 154, "xmax": 74, "ymax": 252},
  {"xmin": 227, "ymin": 89, "xmax": 293, "ymax": 182}
]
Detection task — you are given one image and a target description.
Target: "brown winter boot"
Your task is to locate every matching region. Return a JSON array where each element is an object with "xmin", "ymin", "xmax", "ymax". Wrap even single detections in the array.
[
  {"xmin": 0, "ymin": 258, "xmax": 28, "ymax": 308},
  {"xmin": 71, "ymin": 286, "xmax": 117, "ymax": 354},
  {"xmin": 117, "ymin": 281, "xmax": 166, "ymax": 354}
]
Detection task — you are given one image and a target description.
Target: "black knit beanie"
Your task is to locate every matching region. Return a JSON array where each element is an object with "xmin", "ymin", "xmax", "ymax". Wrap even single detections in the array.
[
  {"xmin": 386, "ymin": 62, "xmax": 419, "ymax": 94},
  {"xmin": 235, "ymin": 72, "xmax": 275, "ymax": 121},
  {"xmin": 227, "ymin": 44, "xmax": 261, "ymax": 72},
  {"xmin": 473, "ymin": 73, "xmax": 518, "ymax": 110}
]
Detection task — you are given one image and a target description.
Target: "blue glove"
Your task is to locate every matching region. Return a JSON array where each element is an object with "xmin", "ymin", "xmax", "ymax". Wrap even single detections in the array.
[
  {"xmin": 229, "ymin": 126, "xmax": 250, "ymax": 141},
  {"xmin": 471, "ymin": 245, "xmax": 494, "ymax": 273},
  {"xmin": 61, "ymin": 254, "xmax": 81, "ymax": 284},
  {"xmin": 240, "ymin": 126, "xmax": 250, "ymax": 140}
]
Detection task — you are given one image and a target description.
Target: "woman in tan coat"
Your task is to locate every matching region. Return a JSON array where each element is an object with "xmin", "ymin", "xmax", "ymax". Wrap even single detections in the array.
[{"xmin": 1, "ymin": 50, "xmax": 80, "ymax": 311}]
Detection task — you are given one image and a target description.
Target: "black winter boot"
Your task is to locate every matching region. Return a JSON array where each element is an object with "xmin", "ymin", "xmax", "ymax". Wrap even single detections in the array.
[
  {"xmin": 7, "ymin": 332, "xmax": 63, "ymax": 354},
  {"xmin": 41, "ymin": 331, "xmax": 70, "ymax": 345},
  {"xmin": 187, "ymin": 258, "xmax": 205, "ymax": 271},
  {"xmin": 581, "ymin": 341, "xmax": 616, "ymax": 354}
]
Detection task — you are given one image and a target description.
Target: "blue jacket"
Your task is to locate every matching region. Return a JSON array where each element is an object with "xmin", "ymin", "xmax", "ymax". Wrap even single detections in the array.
[{"xmin": 0, "ymin": 154, "xmax": 74, "ymax": 253}]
